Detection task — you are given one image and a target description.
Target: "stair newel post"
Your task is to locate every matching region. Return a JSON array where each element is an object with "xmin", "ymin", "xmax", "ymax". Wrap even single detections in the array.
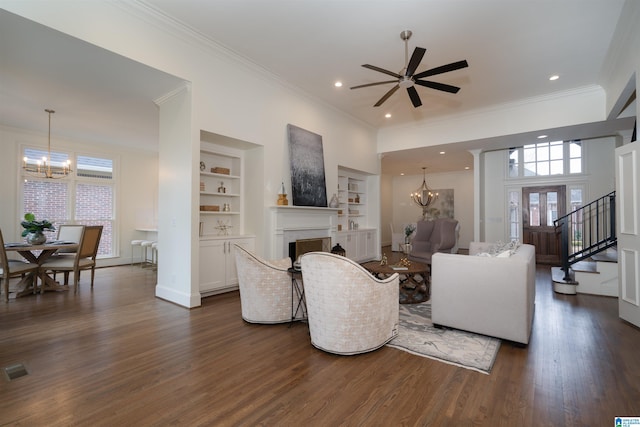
[
  {"xmin": 558, "ymin": 216, "xmax": 571, "ymax": 281},
  {"xmin": 609, "ymin": 192, "xmax": 616, "ymax": 242}
]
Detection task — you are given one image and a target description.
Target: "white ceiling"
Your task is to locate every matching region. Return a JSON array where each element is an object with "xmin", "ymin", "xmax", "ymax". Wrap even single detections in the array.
[{"xmin": 0, "ymin": 1, "xmax": 634, "ymax": 175}]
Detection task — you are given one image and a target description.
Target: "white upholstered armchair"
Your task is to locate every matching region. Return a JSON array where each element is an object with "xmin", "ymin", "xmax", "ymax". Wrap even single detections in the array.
[
  {"xmin": 300, "ymin": 252, "xmax": 399, "ymax": 355},
  {"xmin": 234, "ymin": 244, "xmax": 298, "ymax": 324}
]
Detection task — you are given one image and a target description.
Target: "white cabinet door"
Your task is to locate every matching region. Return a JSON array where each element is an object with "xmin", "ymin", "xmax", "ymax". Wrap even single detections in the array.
[
  {"xmin": 363, "ymin": 230, "xmax": 376, "ymax": 260},
  {"xmin": 335, "ymin": 231, "xmax": 358, "ymax": 261},
  {"xmin": 351, "ymin": 230, "xmax": 377, "ymax": 262},
  {"xmin": 356, "ymin": 231, "xmax": 367, "ymax": 261},
  {"xmin": 226, "ymin": 237, "xmax": 255, "ymax": 285},
  {"xmin": 341, "ymin": 232, "xmax": 357, "ymax": 261},
  {"xmin": 199, "ymin": 239, "xmax": 226, "ymax": 293},
  {"xmin": 200, "ymin": 237, "xmax": 255, "ymax": 294}
]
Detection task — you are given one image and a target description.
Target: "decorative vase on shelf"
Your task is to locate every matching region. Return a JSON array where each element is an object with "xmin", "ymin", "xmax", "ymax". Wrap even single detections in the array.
[
  {"xmin": 277, "ymin": 182, "xmax": 289, "ymax": 206},
  {"xmin": 26, "ymin": 231, "xmax": 47, "ymax": 245},
  {"xmin": 329, "ymin": 193, "xmax": 339, "ymax": 208}
]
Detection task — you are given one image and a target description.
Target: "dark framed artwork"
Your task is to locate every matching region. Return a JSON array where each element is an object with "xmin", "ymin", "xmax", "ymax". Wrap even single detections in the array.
[{"xmin": 287, "ymin": 124, "xmax": 328, "ymax": 207}]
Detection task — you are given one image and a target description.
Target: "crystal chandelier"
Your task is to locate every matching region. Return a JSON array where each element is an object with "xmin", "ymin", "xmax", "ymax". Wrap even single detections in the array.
[
  {"xmin": 410, "ymin": 167, "xmax": 438, "ymax": 219},
  {"xmin": 22, "ymin": 109, "xmax": 72, "ymax": 179}
]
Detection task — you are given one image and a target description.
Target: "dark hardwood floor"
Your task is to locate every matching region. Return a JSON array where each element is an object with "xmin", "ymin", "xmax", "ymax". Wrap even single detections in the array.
[{"xmin": 1, "ymin": 254, "xmax": 639, "ymax": 426}]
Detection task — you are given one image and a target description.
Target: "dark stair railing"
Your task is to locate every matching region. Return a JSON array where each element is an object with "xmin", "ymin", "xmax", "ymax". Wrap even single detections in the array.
[{"xmin": 554, "ymin": 191, "xmax": 617, "ymax": 281}]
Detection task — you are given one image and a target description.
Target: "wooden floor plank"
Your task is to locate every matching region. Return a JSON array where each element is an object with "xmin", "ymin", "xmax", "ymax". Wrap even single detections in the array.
[{"xmin": 1, "ymin": 261, "xmax": 640, "ymax": 426}]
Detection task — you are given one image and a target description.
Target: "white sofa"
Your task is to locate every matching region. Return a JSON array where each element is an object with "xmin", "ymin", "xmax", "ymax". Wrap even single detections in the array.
[{"xmin": 431, "ymin": 242, "xmax": 536, "ymax": 345}]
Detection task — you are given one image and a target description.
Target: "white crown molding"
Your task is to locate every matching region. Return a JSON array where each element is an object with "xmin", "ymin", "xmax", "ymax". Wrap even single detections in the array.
[
  {"xmin": 114, "ymin": 1, "xmax": 374, "ymax": 131},
  {"xmin": 153, "ymin": 82, "xmax": 191, "ymax": 106}
]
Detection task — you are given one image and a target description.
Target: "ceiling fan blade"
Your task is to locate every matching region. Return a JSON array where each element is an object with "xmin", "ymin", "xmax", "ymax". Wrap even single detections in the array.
[
  {"xmin": 362, "ymin": 64, "xmax": 403, "ymax": 79},
  {"xmin": 413, "ymin": 60, "xmax": 469, "ymax": 79},
  {"xmin": 415, "ymin": 80, "xmax": 461, "ymax": 94},
  {"xmin": 350, "ymin": 80, "xmax": 398, "ymax": 90},
  {"xmin": 405, "ymin": 47, "xmax": 426, "ymax": 77},
  {"xmin": 374, "ymin": 84, "xmax": 400, "ymax": 107},
  {"xmin": 407, "ymin": 86, "xmax": 422, "ymax": 107}
]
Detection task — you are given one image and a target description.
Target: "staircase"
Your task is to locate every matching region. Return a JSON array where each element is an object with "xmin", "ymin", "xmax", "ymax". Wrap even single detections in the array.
[{"xmin": 552, "ymin": 191, "xmax": 618, "ymax": 295}]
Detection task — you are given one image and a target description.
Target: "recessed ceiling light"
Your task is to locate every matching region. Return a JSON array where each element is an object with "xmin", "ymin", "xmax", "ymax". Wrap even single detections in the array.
[
  {"xmin": 549, "ymin": 75, "xmax": 559, "ymax": 81},
  {"xmin": 385, "ymin": 113, "xmax": 392, "ymax": 118},
  {"xmin": 400, "ymin": 173, "xmax": 405, "ymax": 176},
  {"xmin": 439, "ymin": 151, "xmax": 445, "ymax": 155},
  {"xmin": 334, "ymin": 81, "xmax": 343, "ymax": 87},
  {"xmin": 464, "ymin": 166, "xmax": 470, "ymax": 170},
  {"xmin": 537, "ymin": 135, "xmax": 548, "ymax": 139}
]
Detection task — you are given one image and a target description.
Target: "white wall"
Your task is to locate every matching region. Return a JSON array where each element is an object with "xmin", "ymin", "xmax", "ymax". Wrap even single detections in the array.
[
  {"xmin": 0, "ymin": 125, "xmax": 158, "ymax": 266},
  {"xmin": 391, "ymin": 170, "xmax": 474, "ymax": 250}
]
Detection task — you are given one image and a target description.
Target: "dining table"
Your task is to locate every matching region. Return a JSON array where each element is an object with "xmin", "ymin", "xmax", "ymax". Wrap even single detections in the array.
[{"xmin": 4, "ymin": 240, "xmax": 79, "ymax": 297}]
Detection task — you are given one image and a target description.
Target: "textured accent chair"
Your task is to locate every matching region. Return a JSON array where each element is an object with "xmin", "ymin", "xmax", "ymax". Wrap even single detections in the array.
[
  {"xmin": 39, "ymin": 225, "xmax": 103, "ymax": 293},
  {"xmin": 1, "ymin": 228, "xmax": 40, "ymax": 302},
  {"xmin": 408, "ymin": 218, "xmax": 460, "ymax": 264},
  {"xmin": 300, "ymin": 252, "xmax": 399, "ymax": 355},
  {"xmin": 233, "ymin": 244, "xmax": 296, "ymax": 324}
]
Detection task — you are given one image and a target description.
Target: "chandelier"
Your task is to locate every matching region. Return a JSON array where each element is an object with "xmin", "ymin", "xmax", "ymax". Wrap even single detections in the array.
[
  {"xmin": 22, "ymin": 109, "xmax": 72, "ymax": 179},
  {"xmin": 410, "ymin": 167, "xmax": 438, "ymax": 219}
]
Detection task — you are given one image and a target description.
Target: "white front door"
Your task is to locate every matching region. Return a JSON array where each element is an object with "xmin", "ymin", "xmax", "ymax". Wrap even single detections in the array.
[{"xmin": 615, "ymin": 140, "xmax": 640, "ymax": 328}]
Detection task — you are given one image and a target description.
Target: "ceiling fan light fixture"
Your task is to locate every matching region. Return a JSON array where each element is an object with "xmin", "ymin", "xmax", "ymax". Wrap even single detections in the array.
[
  {"xmin": 350, "ymin": 30, "xmax": 469, "ymax": 108},
  {"xmin": 398, "ymin": 77, "xmax": 414, "ymax": 89},
  {"xmin": 400, "ymin": 30, "xmax": 412, "ymax": 41}
]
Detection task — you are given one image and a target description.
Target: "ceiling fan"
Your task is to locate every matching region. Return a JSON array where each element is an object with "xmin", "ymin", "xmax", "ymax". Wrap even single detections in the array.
[{"xmin": 350, "ymin": 30, "xmax": 469, "ymax": 108}]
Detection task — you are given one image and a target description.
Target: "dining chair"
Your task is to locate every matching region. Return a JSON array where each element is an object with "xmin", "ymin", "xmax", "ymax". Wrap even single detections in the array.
[
  {"xmin": 54, "ymin": 224, "xmax": 84, "ymax": 253},
  {"xmin": 50, "ymin": 224, "xmax": 84, "ymax": 282},
  {"xmin": 1, "ymin": 228, "xmax": 40, "ymax": 302},
  {"xmin": 39, "ymin": 225, "xmax": 103, "ymax": 293}
]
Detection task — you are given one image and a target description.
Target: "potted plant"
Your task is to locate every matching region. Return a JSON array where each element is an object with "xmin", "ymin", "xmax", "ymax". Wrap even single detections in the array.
[{"xmin": 21, "ymin": 212, "xmax": 55, "ymax": 245}]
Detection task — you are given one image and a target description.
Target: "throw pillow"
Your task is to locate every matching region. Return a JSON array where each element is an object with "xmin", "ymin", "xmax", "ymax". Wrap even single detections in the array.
[
  {"xmin": 473, "ymin": 240, "xmax": 521, "ymax": 257},
  {"xmin": 496, "ymin": 250, "xmax": 512, "ymax": 258}
]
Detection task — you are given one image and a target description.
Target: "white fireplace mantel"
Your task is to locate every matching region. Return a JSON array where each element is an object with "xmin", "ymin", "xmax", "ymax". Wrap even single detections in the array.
[{"xmin": 269, "ymin": 206, "xmax": 339, "ymax": 259}]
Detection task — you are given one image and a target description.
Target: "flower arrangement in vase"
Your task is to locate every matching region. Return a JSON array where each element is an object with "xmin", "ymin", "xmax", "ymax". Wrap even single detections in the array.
[{"xmin": 404, "ymin": 224, "xmax": 416, "ymax": 244}]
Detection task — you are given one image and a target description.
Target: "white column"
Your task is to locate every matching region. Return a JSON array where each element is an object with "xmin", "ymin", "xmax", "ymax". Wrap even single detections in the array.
[{"xmin": 469, "ymin": 149, "xmax": 483, "ymax": 242}]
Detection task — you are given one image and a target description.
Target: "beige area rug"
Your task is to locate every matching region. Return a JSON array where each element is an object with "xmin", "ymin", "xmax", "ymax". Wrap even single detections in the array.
[{"xmin": 387, "ymin": 302, "xmax": 500, "ymax": 374}]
